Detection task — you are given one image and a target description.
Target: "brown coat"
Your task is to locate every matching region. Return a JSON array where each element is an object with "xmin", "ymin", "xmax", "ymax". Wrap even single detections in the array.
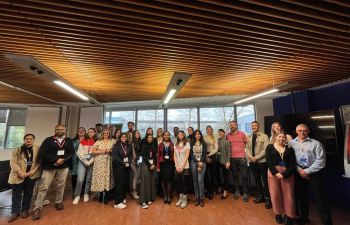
[
  {"xmin": 8, "ymin": 145, "xmax": 41, "ymax": 184},
  {"xmin": 245, "ymin": 132, "xmax": 269, "ymax": 163}
]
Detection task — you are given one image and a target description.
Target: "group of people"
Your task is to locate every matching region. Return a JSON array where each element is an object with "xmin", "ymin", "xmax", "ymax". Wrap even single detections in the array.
[{"xmin": 8, "ymin": 120, "xmax": 332, "ymax": 225}]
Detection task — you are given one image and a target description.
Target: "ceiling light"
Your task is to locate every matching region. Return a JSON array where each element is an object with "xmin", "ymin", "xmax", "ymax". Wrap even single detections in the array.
[
  {"xmin": 234, "ymin": 89, "xmax": 279, "ymax": 105},
  {"xmin": 318, "ymin": 125, "xmax": 335, "ymax": 129},
  {"xmin": 163, "ymin": 89, "xmax": 176, "ymax": 104},
  {"xmin": 311, "ymin": 115, "xmax": 334, "ymax": 119},
  {"xmin": 160, "ymin": 72, "xmax": 191, "ymax": 108},
  {"xmin": 54, "ymin": 80, "xmax": 89, "ymax": 101}
]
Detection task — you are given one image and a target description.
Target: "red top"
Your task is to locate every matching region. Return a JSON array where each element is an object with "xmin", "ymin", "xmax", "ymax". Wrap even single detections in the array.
[
  {"xmin": 157, "ymin": 141, "xmax": 174, "ymax": 170},
  {"xmin": 80, "ymin": 138, "xmax": 95, "ymax": 146},
  {"xmin": 226, "ymin": 131, "xmax": 247, "ymax": 158}
]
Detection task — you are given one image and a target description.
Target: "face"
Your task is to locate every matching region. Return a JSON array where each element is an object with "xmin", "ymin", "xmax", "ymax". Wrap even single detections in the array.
[
  {"xmin": 195, "ymin": 132, "xmax": 201, "ymax": 140},
  {"xmin": 120, "ymin": 134, "xmax": 127, "ymax": 143},
  {"xmin": 273, "ymin": 123, "xmax": 281, "ymax": 133},
  {"xmin": 96, "ymin": 125, "xmax": 103, "ymax": 133},
  {"xmin": 24, "ymin": 135, "xmax": 34, "ymax": 147},
  {"xmin": 296, "ymin": 125, "xmax": 309, "ymax": 140},
  {"xmin": 230, "ymin": 122, "xmax": 237, "ymax": 132},
  {"xmin": 135, "ymin": 131, "xmax": 140, "ymax": 139},
  {"xmin": 102, "ymin": 130, "xmax": 110, "ymax": 140},
  {"xmin": 276, "ymin": 133, "xmax": 286, "ymax": 145},
  {"xmin": 88, "ymin": 129, "xmax": 96, "ymax": 138},
  {"xmin": 206, "ymin": 127, "xmax": 213, "ymax": 135},
  {"xmin": 115, "ymin": 130, "xmax": 121, "ymax": 138},
  {"xmin": 109, "ymin": 126, "xmax": 115, "ymax": 134},
  {"xmin": 188, "ymin": 128, "xmax": 194, "ymax": 135},
  {"xmin": 173, "ymin": 127, "xmax": 179, "ymax": 136},
  {"xmin": 157, "ymin": 128, "xmax": 163, "ymax": 137},
  {"xmin": 147, "ymin": 135, "xmax": 153, "ymax": 143},
  {"xmin": 163, "ymin": 132, "xmax": 170, "ymax": 141},
  {"xmin": 146, "ymin": 128, "xmax": 153, "ymax": 135},
  {"xmin": 55, "ymin": 126, "xmax": 66, "ymax": 138},
  {"xmin": 78, "ymin": 128, "xmax": 86, "ymax": 137},
  {"xmin": 218, "ymin": 130, "xmax": 225, "ymax": 138},
  {"xmin": 128, "ymin": 123, "xmax": 134, "ymax": 131},
  {"xmin": 178, "ymin": 132, "xmax": 185, "ymax": 141},
  {"xmin": 251, "ymin": 122, "xmax": 259, "ymax": 133}
]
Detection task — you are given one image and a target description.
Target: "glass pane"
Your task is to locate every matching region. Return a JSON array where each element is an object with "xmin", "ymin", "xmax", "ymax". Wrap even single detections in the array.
[
  {"xmin": 0, "ymin": 123, "xmax": 6, "ymax": 149},
  {"xmin": 137, "ymin": 110, "xmax": 164, "ymax": 137},
  {"xmin": 5, "ymin": 126, "xmax": 25, "ymax": 149},
  {"xmin": 110, "ymin": 111, "xmax": 136, "ymax": 132},
  {"xmin": 200, "ymin": 107, "xmax": 234, "ymax": 134},
  {"xmin": 236, "ymin": 104, "xmax": 255, "ymax": 134},
  {"xmin": 167, "ymin": 108, "xmax": 197, "ymax": 135},
  {"xmin": 7, "ymin": 108, "xmax": 27, "ymax": 126},
  {"xmin": 0, "ymin": 109, "xmax": 8, "ymax": 123},
  {"xmin": 104, "ymin": 111, "xmax": 110, "ymax": 124}
]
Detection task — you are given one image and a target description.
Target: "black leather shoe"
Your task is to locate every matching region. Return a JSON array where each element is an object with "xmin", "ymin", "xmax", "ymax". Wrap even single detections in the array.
[
  {"xmin": 208, "ymin": 192, "xmax": 213, "ymax": 200},
  {"xmin": 275, "ymin": 214, "xmax": 283, "ymax": 224},
  {"xmin": 99, "ymin": 192, "xmax": 103, "ymax": 203},
  {"xmin": 253, "ymin": 195, "xmax": 264, "ymax": 203},
  {"xmin": 265, "ymin": 199, "xmax": 272, "ymax": 209}
]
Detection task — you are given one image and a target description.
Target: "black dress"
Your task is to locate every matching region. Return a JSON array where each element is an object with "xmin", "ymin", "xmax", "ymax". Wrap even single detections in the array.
[{"xmin": 159, "ymin": 143, "xmax": 175, "ymax": 182}]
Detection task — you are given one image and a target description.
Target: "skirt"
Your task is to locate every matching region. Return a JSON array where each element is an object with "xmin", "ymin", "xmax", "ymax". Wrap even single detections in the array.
[{"xmin": 159, "ymin": 160, "xmax": 175, "ymax": 182}]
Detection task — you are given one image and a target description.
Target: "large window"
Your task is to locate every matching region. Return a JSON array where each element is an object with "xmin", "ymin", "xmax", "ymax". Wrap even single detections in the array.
[
  {"xmin": 137, "ymin": 110, "xmax": 164, "ymax": 137},
  {"xmin": 167, "ymin": 108, "xmax": 197, "ymax": 135},
  {"xmin": 0, "ymin": 108, "xmax": 27, "ymax": 149},
  {"xmin": 200, "ymin": 107, "xmax": 234, "ymax": 134},
  {"xmin": 236, "ymin": 104, "xmax": 255, "ymax": 134},
  {"xmin": 110, "ymin": 111, "xmax": 136, "ymax": 132}
]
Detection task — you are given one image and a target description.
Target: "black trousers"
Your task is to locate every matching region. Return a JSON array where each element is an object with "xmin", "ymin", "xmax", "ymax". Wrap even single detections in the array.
[
  {"xmin": 251, "ymin": 162, "xmax": 270, "ymax": 199},
  {"xmin": 216, "ymin": 163, "xmax": 229, "ymax": 190},
  {"xmin": 295, "ymin": 169, "xmax": 332, "ymax": 225},
  {"xmin": 175, "ymin": 171, "xmax": 190, "ymax": 195},
  {"xmin": 114, "ymin": 167, "xmax": 130, "ymax": 204},
  {"xmin": 11, "ymin": 178, "xmax": 36, "ymax": 214},
  {"xmin": 204, "ymin": 160, "xmax": 218, "ymax": 194},
  {"xmin": 230, "ymin": 158, "xmax": 249, "ymax": 193}
]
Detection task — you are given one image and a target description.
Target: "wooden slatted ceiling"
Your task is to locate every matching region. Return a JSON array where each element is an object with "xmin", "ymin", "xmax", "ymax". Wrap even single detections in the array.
[{"xmin": 0, "ymin": 0, "xmax": 349, "ymax": 104}]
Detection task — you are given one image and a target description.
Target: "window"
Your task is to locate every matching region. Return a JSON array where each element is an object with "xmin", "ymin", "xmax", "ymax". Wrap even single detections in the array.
[
  {"xmin": 0, "ymin": 108, "xmax": 27, "ymax": 149},
  {"xmin": 137, "ymin": 110, "xmax": 164, "ymax": 137},
  {"xmin": 167, "ymin": 108, "xmax": 197, "ymax": 135},
  {"xmin": 104, "ymin": 111, "xmax": 110, "ymax": 124},
  {"xmin": 110, "ymin": 111, "xmax": 136, "ymax": 132},
  {"xmin": 236, "ymin": 104, "xmax": 255, "ymax": 134},
  {"xmin": 200, "ymin": 107, "xmax": 234, "ymax": 134}
]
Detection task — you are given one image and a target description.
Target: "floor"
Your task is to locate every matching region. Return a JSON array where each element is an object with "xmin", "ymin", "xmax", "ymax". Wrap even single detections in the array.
[{"xmin": 0, "ymin": 189, "xmax": 349, "ymax": 225}]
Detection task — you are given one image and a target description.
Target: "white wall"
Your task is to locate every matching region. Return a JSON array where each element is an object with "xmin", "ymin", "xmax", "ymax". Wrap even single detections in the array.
[
  {"xmin": 79, "ymin": 106, "xmax": 103, "ymax": 130},
  {"xmin": 255, "ymin": 99, "xmax": 274, "ymax": 132}
]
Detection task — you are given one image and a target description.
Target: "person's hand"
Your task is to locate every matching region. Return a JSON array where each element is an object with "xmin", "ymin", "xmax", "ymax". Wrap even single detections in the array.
[
  {"xmin": 26, "ymin": 170, "xmax": 33, "ymax": 177},
  {"xmin": 197, "ymin": 166, "xmax": 202, "ymax": 173},
  {"xmin": 18, "ymin": 170, "xmax": 27, "ymax": 178},
  {"xmin": 156, "ymin": 168, "xmax": 160, "ymax": 173},
  {"xmin": 251, "ymin": 156, "xmax": 257, "ymax": 163},
  {"xmin": 198, "ymin": 162, "xmax": 203, "ymax": 168},
  {"xmin": 276, "ymin": 173, "xmax": 284, "ymax": 179},
  {"xmin": 225, "ymin": 162, "xmax": 230, "ymax": 169},
  {"xmin": 298, "ymin": 169, "xmax": 308, "ymax": 179},
  {"xmin": 150, "ymin": 165, "xmax": 155, "ymax": 170},
  {"xmin": 179, "ymin": 167, "xmax": 183, "ymax": 173},
  {"xmin": 125, "ymin": 163, "xmax": 129, "ymax": 168},
  {"xmin": 56, "ymin": 158, "xmax": 64, "ymax": 166}
]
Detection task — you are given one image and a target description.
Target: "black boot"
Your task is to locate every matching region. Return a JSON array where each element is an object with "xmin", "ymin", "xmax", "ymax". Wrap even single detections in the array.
[
  {"xmin": 194, "ymin": 197, "xmax": 200, "ymax": 206},
  {"xmin": 275, "ymin": 214, "xmax": 283, "ymax": 224},
  {"xmin": 265, "ymin": 199, "xmax": 272, "ymax": 209},
  {"xmin": 103, "ymin": 191, "xmax": 109, "ymax": 204},
  {"xmin": 253, "ymin": 195, "xmax": 265, "ymax": 203},
  {"xmin": 99, "ymin": 192, "xmax": 103, "ymax": 203},
  {"xmin": 284, "ymin": 216, "xmax": 293, "ymax": 225}
]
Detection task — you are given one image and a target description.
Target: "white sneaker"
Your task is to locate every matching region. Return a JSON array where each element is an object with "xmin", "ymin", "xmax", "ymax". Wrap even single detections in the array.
[
  {"xmin": 131, "ymin": 191, "xmax": 139, "ymax": 199},
  {"xmin": 114, "ymin": 203, "xmax": 126, "ymax": 209},
  {"xmin": 73, "ymin": 196, "xmax": 80, "ymax": 205},
  {"xmin": 147, "ymin": 201, "xmax": 152, "ymax": 205},
  {"xmin": 43, "ymin": 199, "xmax": 50, "ymax": 206},
  {"xmin": 139, "ymin": 203, "xmax": 149, "ymax": 209},
  {"xmin": 123, "ymin": 199, "xmax": 126, "ymax": 204},
  {"xmin": 83, "ymin": 194, "xmax": 89, "ymax": 202}
]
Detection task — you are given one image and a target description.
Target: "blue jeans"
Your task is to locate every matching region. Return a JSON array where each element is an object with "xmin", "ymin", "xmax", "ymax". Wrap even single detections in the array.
[
  {"xmin": 190, "ymin": 161, "xmax": 206, "ymax": 199},
  {"xmin": 75, "ymin": 161, "xmax": 93, "ymax": 196}
]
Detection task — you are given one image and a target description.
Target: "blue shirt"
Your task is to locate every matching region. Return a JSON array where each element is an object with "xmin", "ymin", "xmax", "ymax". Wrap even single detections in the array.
[{"xmin": 289, "ymin": 137, "xmax": 326, "ymax": 175}]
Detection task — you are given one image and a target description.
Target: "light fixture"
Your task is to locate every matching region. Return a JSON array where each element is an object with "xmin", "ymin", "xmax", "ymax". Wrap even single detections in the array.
[
  {"xmin": 54, "ymin": 80, "xmax": 89, "ymax": 101},
  {"xmin": 234, "ymin": 89, "xmax": 279, "ymax": 105},
  {"xmin": 160, "ymin": 72, "xmax": 192, "ymax": 108},
  {"xmin": 318, "ymin": 125, "xmax": 335, "ymax": 129},
  {"xmin": 311, "ymin": 115, "xmax": 334, "ymax": 119}
]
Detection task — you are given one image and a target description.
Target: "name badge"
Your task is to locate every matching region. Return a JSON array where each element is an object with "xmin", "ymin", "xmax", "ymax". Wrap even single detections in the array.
[
  {"xmin": 124, "ymin": 157, "xmax": 128, "ymax": 163},
  {"xmin": 149, "ymin": 159, "xmax": 154, "ymax": 165},
  {"xmin": 165, "ymin": 155, "xmax": 170, "ymax": 159},
  {"xmin": 57, "ymin": 149, "xmax": 65, "ymax": 156},
  {"xmin": 299, "ymin": 155, "xmax": 308, "ymax": 166}
]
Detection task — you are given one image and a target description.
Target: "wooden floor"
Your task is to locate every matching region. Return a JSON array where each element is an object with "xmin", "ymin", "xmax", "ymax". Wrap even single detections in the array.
[{"xmin": 0, "ymin": 189, "xmax": 349, "ymax": 225}]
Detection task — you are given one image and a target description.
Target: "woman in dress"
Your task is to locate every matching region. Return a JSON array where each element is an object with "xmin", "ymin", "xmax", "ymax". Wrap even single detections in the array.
[
  {"xmin": 266, "ymin": 132, "xmax": 296, "ymax": 225},
  {"xmin": 73, "ymin": 128, "xmax": 97, "ymax": 204},
  {"xmin": 130, "ymin": 130, "xmax": 142, "ymax": 199},
  {"xmin": 203, "ymin": 125, "xmax": 218, "ymax": 199},
  {"xmin": 157, "ymin": 131, "xmax": 174, "ymax": 204},
  {"xmin": 174, "ymin": 130, "xmax": 191, "ymax": 209},
  {"xmin": 139, "ymin": 134, "xmax": 157, "ymax": 209},
  {"xmin": 91, "ymin": 130, "xmax": 115, "ymax": 204}
]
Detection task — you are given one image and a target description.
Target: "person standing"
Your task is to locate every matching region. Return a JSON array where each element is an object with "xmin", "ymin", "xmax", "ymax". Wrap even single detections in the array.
[
  {"xmin": 267, "ymin": 132, "xmax": 296, "ymax": 225},
  {"xmin": 187, "ymin": 127, "xmax": 195, "ymax": 142},
  {"xmin": 130, "ymin": 130, "xmax": 142, "ymax": 199},
  {"xmin": 8, "ymin": 134, "xmax": 40, "ymax": 222},
  {"xmin": 113, "ymin": 128, "xmax": 121, "ymax": 141},
  {"xmin": 270, "ymin": 122, "xmax": 292, "ymax": 144},
  {"xmin": 171, "ymin": 127, "xmax": 179, "ymax": 143},
  {"xmin": 32, "ymin": 125, "xmax": 74, "ymax": 220},
  {"xmin": 226, "ymin": 120, "xmax": 249, "ymax": 202},
  {"xmin": 174, "ymin": 130, "xmax": 191, "ymax": 209},
  {"xmin": 289, "ymin": 124, "xmax": 332, "ymax": 225},
  {"xmin": 190, "ymin": 130, "xmax": 207, "ymax": 207},
  {"xmin": 90, "ymin": 130, "xmax": 115, "ymax": 204},
  {"xmin": 156, "ymin": 128, "xmax": 164, "ymax": 145},
  {"xmin": 246, "ymin": 121, "xmax": 272, "ymax": 208},
  {"xmin": 139, "ymin": 134, "xmax": 157, "ymax": 209},
  {"xmin": 157, "ymin": 131, "xmax": 175, "ymax": 204},
  {"xmin": 95, "ymin": 123, "xmax": 103, "ymax": 140},
  {"xmin": 72, "ymin": 128, "xmax": 97, "ymax": 204},
  {"xmin": 112, "ymin": 133, "xmax": 132, "ymax": 209},
  {"xmin": 216, "ymin": 129, "xmax": 231, "ymax": 199},
  {"xmin": 203, "ymin": 125, "xmax": 218, "ymax": 200},
  {"xmin": 126, "ymin": 121, "xmax": 135, "ymax": 144}
]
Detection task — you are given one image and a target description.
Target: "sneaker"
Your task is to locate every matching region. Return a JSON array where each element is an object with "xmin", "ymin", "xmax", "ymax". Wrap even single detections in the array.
[
  {"xmin": 83, "ymin": 194, "xmax": 89, "ymax": 202},
  {"xmin": 31, "ymin": 209, "xmax": 41, "ymax": 220},
  {"xmin": 139, "ymin": 203, "xmax": 149, "ymax": 209},
  {"xmin": 43, "ymin": 199, "xmax": 50, "ymax": 206},
  {"xmin": 131, "ymin": 191, "xmax": 139, "ymax": 199},
  {"xmin": 123, "ymin": 199, "xmax": 127, "ymax": 204},
  {"xmin": 147, "ymin": 201, "xmax": 152, "ymax": 205},
  {"xmin": 114, "ymin": 203, "xmax": 126, "ymax": 209},
  {"xmin": 73, "ymin": 196, "xmax": 80, "ymax": 205},
  {"xmin": 243, "ymin": 193, "xmax": 249, "ymax": 202},
  {"xmin": 233, "ymin": 191, "xmax": 240, "ymax": 200}
]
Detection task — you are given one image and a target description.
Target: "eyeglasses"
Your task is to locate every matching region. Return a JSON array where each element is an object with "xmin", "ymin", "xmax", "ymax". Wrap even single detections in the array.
[{"xmin": 296, "ymin": 130, "xmax": 308, "ymax": 132}]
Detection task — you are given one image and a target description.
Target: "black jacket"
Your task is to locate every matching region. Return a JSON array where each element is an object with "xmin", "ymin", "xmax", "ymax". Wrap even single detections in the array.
[
  {"xmin": 141, "ymin": 141, "xmax": 157, "ymax": 167},
  {"xmin": 112, "ymin": 143, "xmax": 132, "ymax": 169}
]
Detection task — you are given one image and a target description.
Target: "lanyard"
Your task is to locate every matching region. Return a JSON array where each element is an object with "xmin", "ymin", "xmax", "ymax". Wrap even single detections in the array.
[
  {"xmin": 54, "ymin": 136, "xmax": 66, "ymax": 149},
  {"xmin": 121, "ymin": 144, "xmax": 127, "ymax": 156}
]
